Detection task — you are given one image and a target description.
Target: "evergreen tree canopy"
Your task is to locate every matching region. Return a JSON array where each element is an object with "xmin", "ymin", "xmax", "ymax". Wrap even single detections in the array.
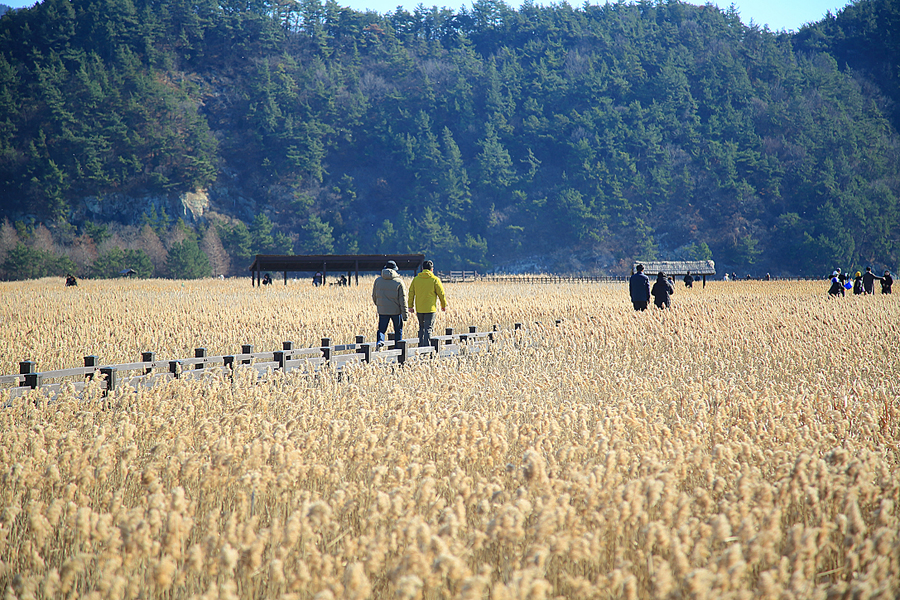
[{"xmin": 1, "ymin": 0, "xmax": 898, "ymax": 277}]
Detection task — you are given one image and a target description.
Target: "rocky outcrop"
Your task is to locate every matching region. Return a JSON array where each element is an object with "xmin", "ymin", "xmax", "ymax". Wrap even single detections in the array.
[{"xmin": 80, "ymin": 189, "xmax": 211, "ymax": 225}]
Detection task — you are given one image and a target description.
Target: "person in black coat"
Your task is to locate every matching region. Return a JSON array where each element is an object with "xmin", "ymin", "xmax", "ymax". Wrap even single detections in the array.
[
  {"xmin": 882, "ymin": 271, "xmax": 893, "ymax": 294},
  {"xmin": 683, "ymin": 271, "xmax": 694, "ymax": 288},
  {"xmin": 828, "ymin": 271, "xmax": 844, "ymax": 297},
  {"xmin": 629, "ymin": 264, "xmax": 651, "ymax": 311},
  {"xmin": 862, "ymin": 267, "xmax": 882, "ymax": 294},
  {"xmin": 651, "ymin": 271, "xmax": 675, "ymax": 309}
]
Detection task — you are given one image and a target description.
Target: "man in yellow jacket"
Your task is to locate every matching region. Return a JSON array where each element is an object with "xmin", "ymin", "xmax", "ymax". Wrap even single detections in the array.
[{"xmin": 408, "ymin": 260, "xmax": 447, "ymax": 348}]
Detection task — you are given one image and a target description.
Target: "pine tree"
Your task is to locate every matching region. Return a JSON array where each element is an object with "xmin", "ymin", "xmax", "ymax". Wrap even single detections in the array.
[{"xmin": 166, "ymin": 238, "xmax": 211, "ymax": 279}]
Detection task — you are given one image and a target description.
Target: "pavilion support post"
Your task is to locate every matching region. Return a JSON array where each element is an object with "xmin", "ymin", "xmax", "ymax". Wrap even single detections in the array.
[
  {"xmin": 322, "ymin": 262, "xmax": 327, "ymax": 286},
  {"xmin": 284, "ymin": 271, "xmax": 287, "ymax": 285},
  {"xmin": 355, "ymin": 260, "xmax": 359, "ymax": 286}
]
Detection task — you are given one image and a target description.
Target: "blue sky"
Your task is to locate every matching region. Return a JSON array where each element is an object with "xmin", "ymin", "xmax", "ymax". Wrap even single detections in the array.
[
  {"xmin": 342, "ymin": 0, "xmax": 852, "ymax": 32},
  {"xmin": 2, "ymin": 0, "xmax": 853, "ymax": 32}
]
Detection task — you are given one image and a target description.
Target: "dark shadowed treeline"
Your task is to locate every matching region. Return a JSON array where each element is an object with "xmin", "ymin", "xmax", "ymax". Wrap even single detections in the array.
[{"xmin": 1, "ymin": 0, "xmax": 898, "ymax": 279}]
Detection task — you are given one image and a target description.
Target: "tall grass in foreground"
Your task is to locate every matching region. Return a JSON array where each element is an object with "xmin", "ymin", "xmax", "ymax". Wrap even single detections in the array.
[{"xmin": 1, "ymin": 278, "xmax": 898, "ymax": 599}]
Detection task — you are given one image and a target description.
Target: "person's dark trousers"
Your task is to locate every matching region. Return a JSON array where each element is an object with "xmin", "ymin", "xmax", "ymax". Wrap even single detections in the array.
[
  {"xmin": 377, "ymin": 314, "xmax": 402, "ymax": 347},
  {"xmin": 417, "ymin": 312, "xmax": 436, "ymax": 347},
  {"xmin": 632, "ymin": 301, "xmax": 648, "ymax": 311}
]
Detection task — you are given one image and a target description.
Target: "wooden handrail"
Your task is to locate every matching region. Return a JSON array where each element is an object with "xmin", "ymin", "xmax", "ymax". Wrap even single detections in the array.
[{"xmin": 2, "ymin": 323, "xmax": 513, "ymax": 398}]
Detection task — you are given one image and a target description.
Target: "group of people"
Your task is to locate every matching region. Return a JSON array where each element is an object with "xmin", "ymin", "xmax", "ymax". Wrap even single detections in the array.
[
  {"xmin": 723, "ymin": 273, "xmax": 772, "ymax": 281},
  {"xmin": 829, "ymin": 267, "xmax": 893, "ymax": 296},
  {"xmin": 629, "ymin": 264, "xmax": 675, "ymax": 310},
  {"xmin": 310, "ymin": 272, "xmax": 348, "ymax": 286},
  {"xmin": 372, "ymin": 259, "xmax": 448, "ymax": 349}
]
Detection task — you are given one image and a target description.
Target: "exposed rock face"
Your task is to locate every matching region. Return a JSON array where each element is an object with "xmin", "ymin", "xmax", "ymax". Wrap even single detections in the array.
[
  {"xmin": 81, "ymin": 190, "xmax": 210, "ymax": 225},
  {"xmin": 179, "ymin": 191, "xmax": 209, "ymax": 221}
]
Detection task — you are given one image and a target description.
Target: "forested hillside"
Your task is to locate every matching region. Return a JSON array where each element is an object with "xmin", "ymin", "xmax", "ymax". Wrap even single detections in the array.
[{"xmin": 1, "ymin": 0, "xmax": 898, "ymax": 279}]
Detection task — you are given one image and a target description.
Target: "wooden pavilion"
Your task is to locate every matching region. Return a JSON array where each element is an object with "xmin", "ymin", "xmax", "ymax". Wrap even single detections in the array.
[
  {"xmin": 248, "ymin": 254, "xmax": 426, "ymax": 286},
  {"xmin": 633, "ymin": 260, "xmax": 716, "ymax": 287}
]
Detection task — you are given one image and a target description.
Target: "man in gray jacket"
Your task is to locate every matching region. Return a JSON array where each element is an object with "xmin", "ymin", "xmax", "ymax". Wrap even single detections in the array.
[{"xmin": 372, "ymin": 260, "xmax": 408, "ymax": 349}]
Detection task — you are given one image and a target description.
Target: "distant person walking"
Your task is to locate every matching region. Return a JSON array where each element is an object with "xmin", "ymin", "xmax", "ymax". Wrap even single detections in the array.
[
  {"xmin": 828, "ymin": 271, "xmax": 844, "ymax": 297},
  {"xmin": 853, "ymin": 271, "xmax": 864, "ymax": 295},
  {"xmin": 65, "ymin": 274, "xmax": 77, "ymax": 287},
  {"xmin": 683, "ymin": 271, "xmax": 694, "ymax": 288},
  {"xmin": 881, "ymin": 271, "xmax": 893, "ymax": 294},
  {"xmin": 313, "ymin": 272, "xmax": 322, "ymax": 287},
  {"xmin": 408, "ymin": 260, "xmax": 447, "ymax": 348},
  {"xmin": 837, "ymin": 268, "xmax": 849, "ymax": 292},
  {"xmin": 372, "ymin": 261, "xmax": 407, "ymax": 349},
  {"xmin": 651, "ymin": 271, "xmax": 675, "ymax": 309},
  {"xmin": 629, "ymin": 264, "xmax": 651, "ymax": 311},
  {"xmin": 862, "ymin": 267, "xmax": 881, "ymax": 294}
]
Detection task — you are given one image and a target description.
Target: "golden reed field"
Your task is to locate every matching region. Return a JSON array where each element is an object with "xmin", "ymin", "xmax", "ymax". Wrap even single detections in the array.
[{"xmin": 1, "ymin": 277, "xmax": 898, "ymax": 600}]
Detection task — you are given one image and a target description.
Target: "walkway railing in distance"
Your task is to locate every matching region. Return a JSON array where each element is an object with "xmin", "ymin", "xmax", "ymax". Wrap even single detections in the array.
[
  {"xmin": 1, "ymin": 322, "xmax": 538, "ymax": 401},
  {"xmin": 478, "ymin": 274, "xmax": 627, "ymax": 284},
  {"xmin": 436, "ymin": 270, "xmax": 480, "ymax": 283}
]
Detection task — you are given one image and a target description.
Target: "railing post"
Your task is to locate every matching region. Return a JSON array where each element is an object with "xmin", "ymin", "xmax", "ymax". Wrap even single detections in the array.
[
  {"xmin": 514, "ymin": 322, "xmax": 523, "ymax": 331},
  {"xmin": 556, "ymin": 319, "xmax": 562, "ymax": 327},
  {"xmin": 321, "ymin": 338, "xmax": 332, "ymax": 362},
  {"xmin": 84, "ymin": 355, "xmax": 99, "ymax": 380},
  {"xmin": 274, "ymin": 350, "xmax": 286, "ymax": 370},
  {"xmin": 445, "ymin": 327, "xmax": 454, "ymax": 340},
  {"xmin": 241, "ymin": 345, "xmax": 253, "ymax": 365},
  {"xmin": 19, "ymin": 361, "xmax": 39, "ymax": 388},
  {"xmin": 169, "ymin": 360, "xmax": 181, "ymax": 379},
  {"xmin": 19, "ymin": 361, "xmax": 36, "ymax": 375},
  {"xmin": 223, "ymin": 356, "xmax": 235, "ymax": 371},
  {"xmin": 357, "ymin": 343, "xmax": 372, "ymax": 363},
  {"xmin": 194, "ymin": 348, "xmax": 207, "ymax": 369},
  {"xmin": 431, "ymin": 338, "xmax": 441, "ymax": 355},
  {"xmin": 283, "ymin": 341, "xmax": 294, "ymax": 351},
  {"xmin": 100, "ymin": 367, "xmax": 116, "ymax": 393},
  {"xmin": 396, "ymin": 339, "xmax": 407, "ymax": 365},
  {"xmin": 24, "ymin": 373, "xmax": 43, "ymax": 389},
  {"xmin": 141, "ymin": 351, "xmax": 155, "ymax": 375}
]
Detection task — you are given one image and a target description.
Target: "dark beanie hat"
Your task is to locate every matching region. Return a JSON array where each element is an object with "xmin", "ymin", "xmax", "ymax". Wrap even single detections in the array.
[{"xmin": 385, "ymin": 260, "xmax": 398, "ymax": 270}]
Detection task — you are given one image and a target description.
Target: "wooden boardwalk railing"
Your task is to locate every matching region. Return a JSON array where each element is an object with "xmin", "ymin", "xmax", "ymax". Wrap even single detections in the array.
[
  {"xmin": 433, "ymin": 272, "xmax": 628, "ymax": 284},
  {"xmin": 477, "ymin": 275, "xmax": 627, "ymax": 284},
  {"xmin": 1, "ymin": 323, "xmax": 531, "ymax": 401}
]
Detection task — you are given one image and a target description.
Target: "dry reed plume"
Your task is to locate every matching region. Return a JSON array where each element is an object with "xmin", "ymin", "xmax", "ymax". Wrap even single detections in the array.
[{"xmin": 1, "ymin": 277, "xmax": 898, "ymax": 599}]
